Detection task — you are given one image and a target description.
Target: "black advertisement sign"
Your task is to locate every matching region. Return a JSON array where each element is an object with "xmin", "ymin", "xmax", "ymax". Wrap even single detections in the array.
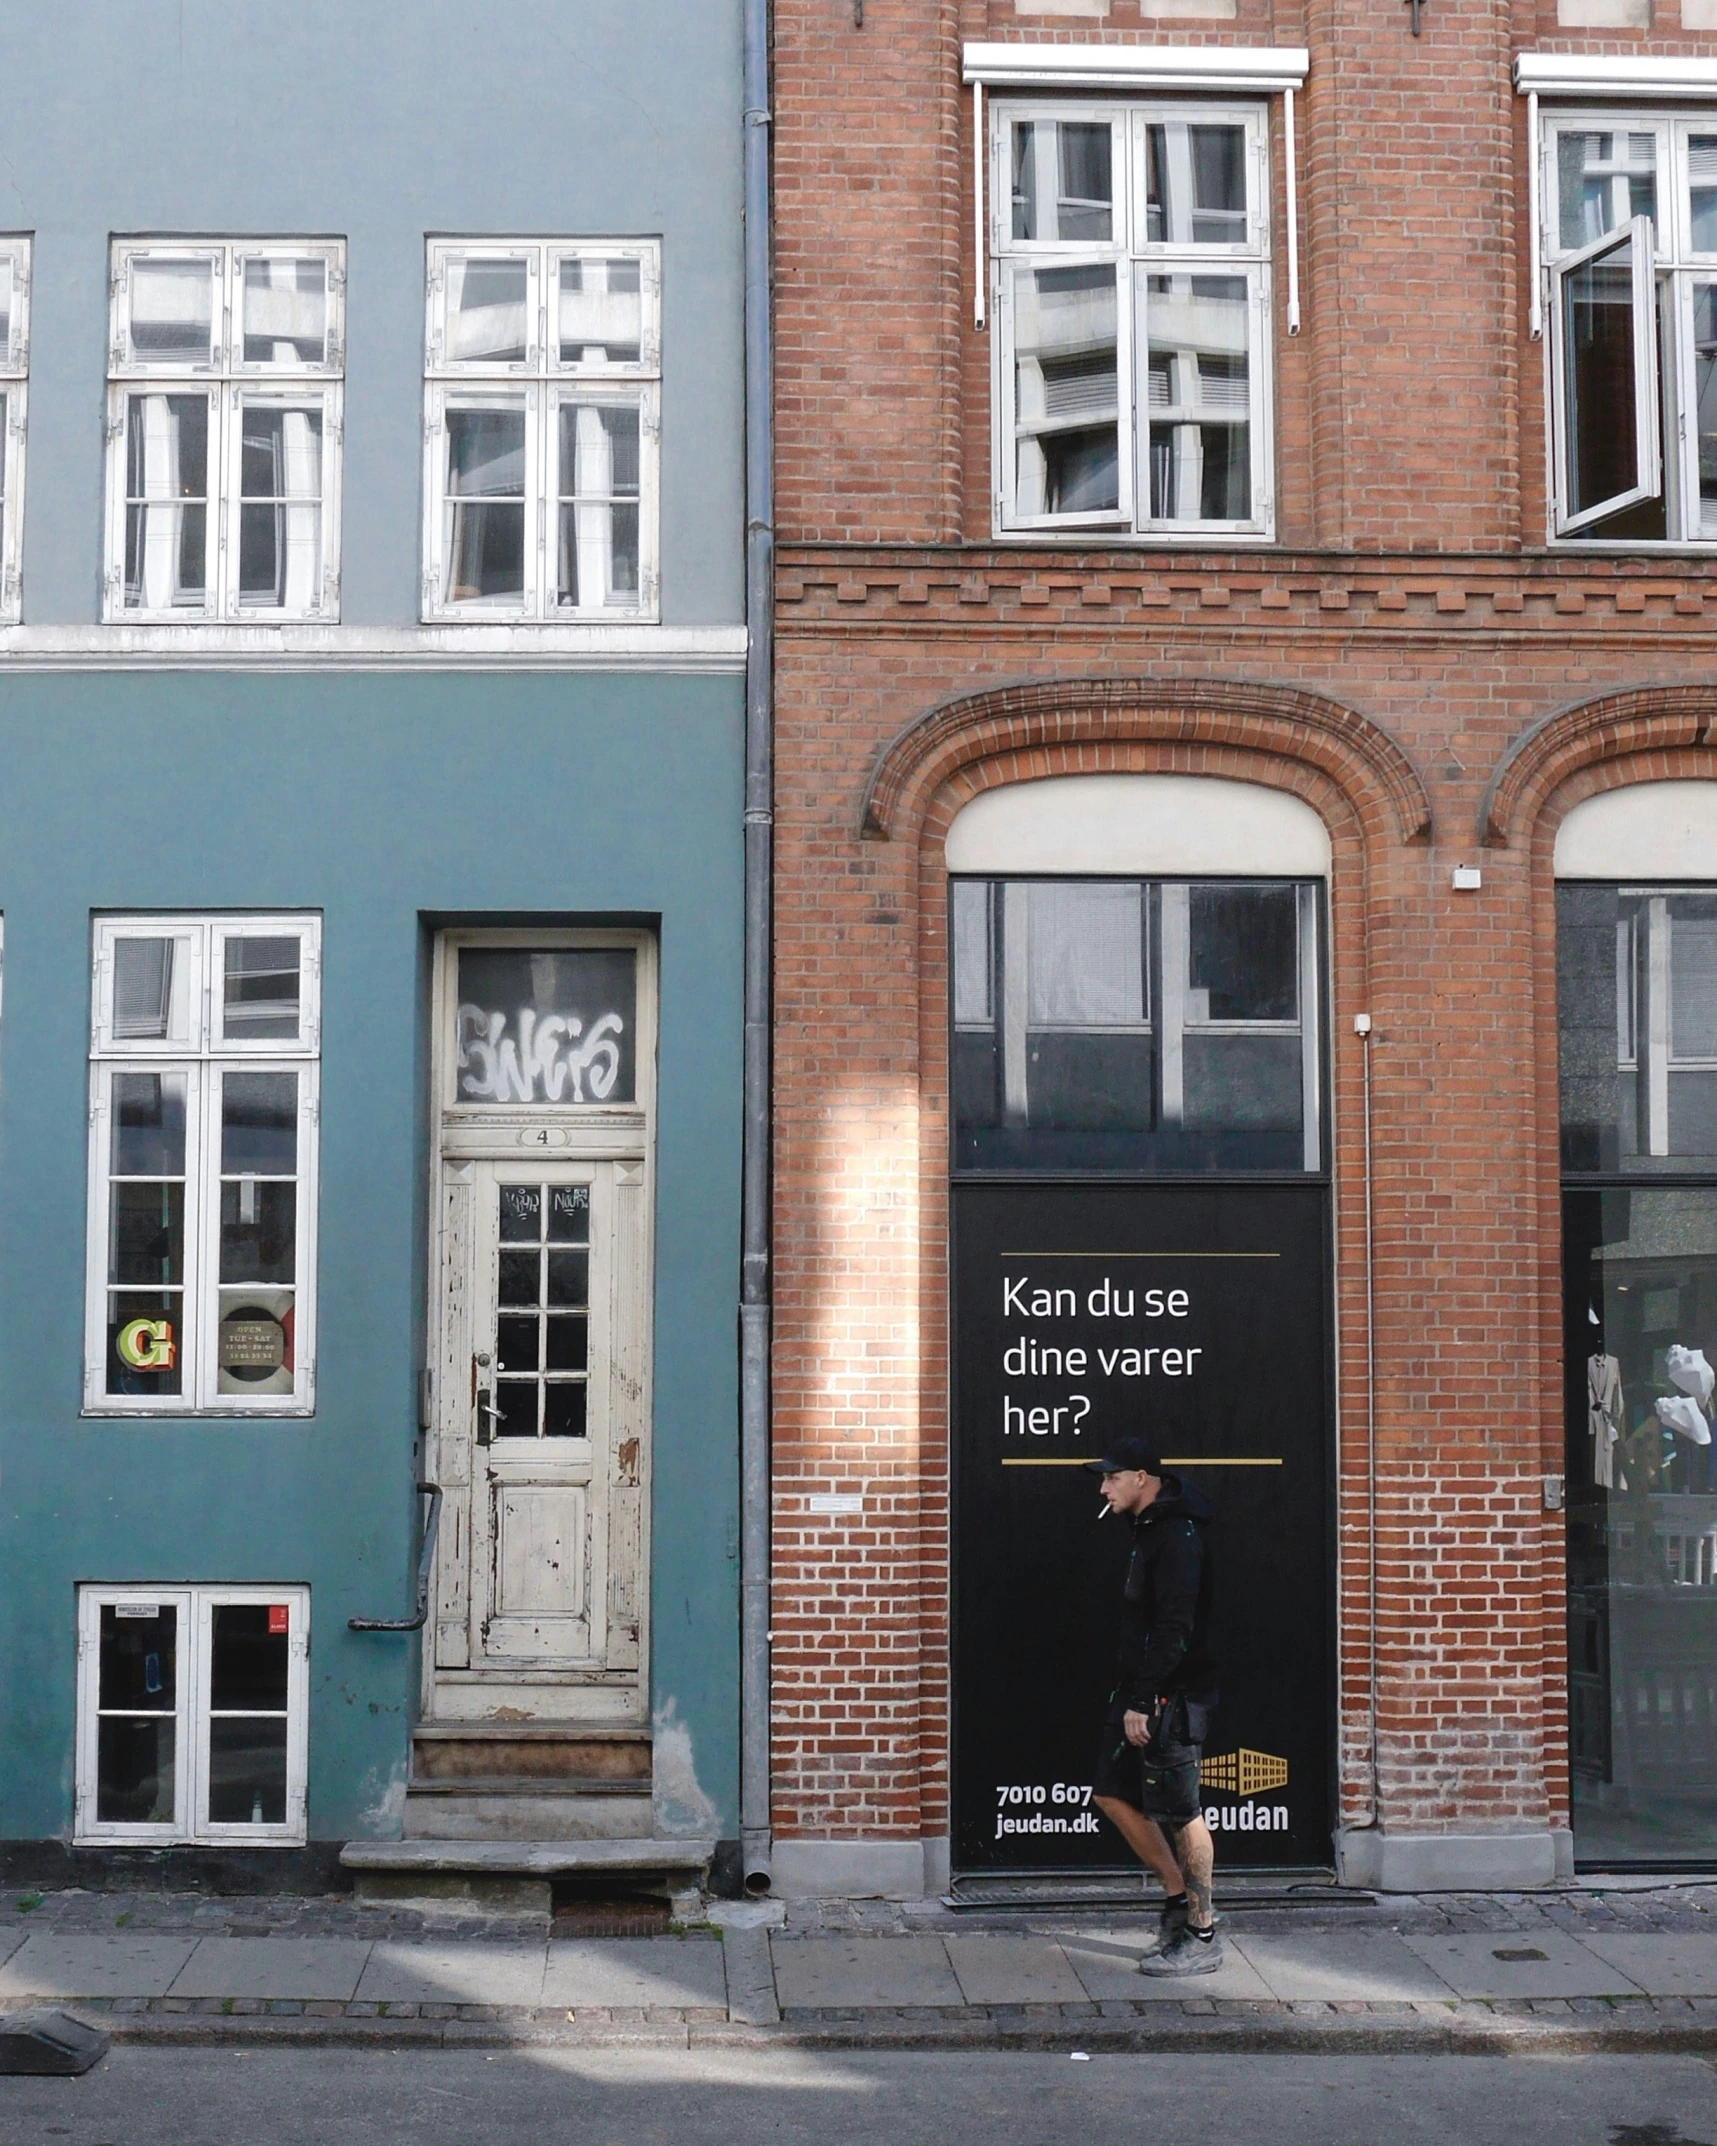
[{"xmin": 952, "ymin": 1181, "xmax": 1331, "ymax": 1871}]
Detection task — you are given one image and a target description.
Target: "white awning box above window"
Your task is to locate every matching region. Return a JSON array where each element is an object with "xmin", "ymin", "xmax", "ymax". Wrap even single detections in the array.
[
  {"xmin": 962, "ymin": 41, "xmax": 1309, "ymax": 95},
  {"xmin": 1514, "ymin": 53, "xmax": 1717, "ymax": 99}
]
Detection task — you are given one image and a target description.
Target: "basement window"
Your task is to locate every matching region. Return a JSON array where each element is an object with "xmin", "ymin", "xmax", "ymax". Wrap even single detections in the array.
[
  {"xmin": 1543, "ymin": 118, "xmax": 1717, "ymax": 542},
  {"xmin": 75, "ymin": 1586, "xmax": 309, "ymax": 1844}
]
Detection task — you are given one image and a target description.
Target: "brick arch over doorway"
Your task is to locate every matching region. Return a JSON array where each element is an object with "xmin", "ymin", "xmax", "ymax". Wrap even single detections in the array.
[
  {"xmin": 907, "ymin": 725, "xmax": 1406, "ymax": 1848},
  {"xmin": 1478, "ymin": 682, "xmax": 1717, "ymax": 851},
  {"xmin": 858, "ymin": 674, "xmax": 1436, "ymax": 852}
]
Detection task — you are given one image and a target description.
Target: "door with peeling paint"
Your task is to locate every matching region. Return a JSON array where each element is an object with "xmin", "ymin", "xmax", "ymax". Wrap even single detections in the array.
[{"xmin": 425, "ymin": 933, "xmax": 653, "ymax": 1725}]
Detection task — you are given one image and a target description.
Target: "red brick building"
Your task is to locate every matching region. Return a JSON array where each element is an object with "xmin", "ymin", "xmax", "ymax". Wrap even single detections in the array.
[{"xmin": 766, "ymin": 0, "xmax": 1717, "ymax": 1895}]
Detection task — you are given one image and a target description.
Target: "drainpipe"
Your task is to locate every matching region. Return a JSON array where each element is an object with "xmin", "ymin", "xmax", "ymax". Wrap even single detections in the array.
[{"xmin": 739, "ymin": 0, "xmax": 775, "ymax": 1898}]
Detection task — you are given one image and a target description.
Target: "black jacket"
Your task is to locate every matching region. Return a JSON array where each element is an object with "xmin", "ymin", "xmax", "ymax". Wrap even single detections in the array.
[{"xmin": 1112, "ymin": 1476, "xmax": 1217, "ymax": 1715}]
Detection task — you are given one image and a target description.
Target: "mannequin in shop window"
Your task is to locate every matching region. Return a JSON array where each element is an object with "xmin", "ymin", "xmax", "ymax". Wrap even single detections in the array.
[
  {"xmin": 1657, "ymin": 1345, "xmax": 1715, "ymax": 1495},
  {"xmin": 1587, "ymin": 1348, "xmax": 1626, "ymax": 1491}
]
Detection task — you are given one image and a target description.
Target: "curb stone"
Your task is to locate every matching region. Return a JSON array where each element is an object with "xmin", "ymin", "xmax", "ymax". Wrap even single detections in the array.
[{"xmin": 49, "ymin": 1996, "xmax": 1717, "ymax": 2057}]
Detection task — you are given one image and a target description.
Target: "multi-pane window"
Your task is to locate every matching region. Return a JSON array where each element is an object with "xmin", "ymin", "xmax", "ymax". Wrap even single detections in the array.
[
  {"xmin": 951, "ymin": 878, "xmax": 1321, "ymax": 1171},
  {"xmin": 421, "ymin": 240, "xmax": 660, "ymax": 620},
  {"xmin": 0, "ymin": 239, "xmax": 30, "ymax": 622},
  {"xmin": 494, "ymin": 1182, "xmax": 592, "ymax": 1440},
  {"xmin": 103, "ymin": 241, "xmax": 343, "ymax": 619},
  {"xmin": 75, "ymin": 1586, "xmax": 309, "ymax": 1844},
  {"xmin": 1543, "ymin": 118, "xmax": 1717, "ymax": 541},
  {"xmin": 85, "ymin": 915, "xmax": 320, "ymax": 1413},
  {"xmin": 991, "ymin": 105, "xmax": 1273, "ymax": 538}
]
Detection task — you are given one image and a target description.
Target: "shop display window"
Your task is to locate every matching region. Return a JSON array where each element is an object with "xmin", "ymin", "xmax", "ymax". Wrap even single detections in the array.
[
  {"xmin": 75, "ymin": 1586, "xmax": 308, "ymax": 1844},
  {"xmin": 1560, "ymin": 881, "xmax": 1717, "ymax": 1862},
  {"xmin": 84, "ymin": 914, "xmax": 320, "ymax": 1414},
  {"xmin": 951, "ymin": 877, "xmax": 1322, "ymax": 1172}
]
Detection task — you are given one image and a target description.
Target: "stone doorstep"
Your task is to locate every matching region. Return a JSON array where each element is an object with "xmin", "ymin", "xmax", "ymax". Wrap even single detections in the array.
[
  {"xmin": 339, "ymin": 1837, "xmax": 714, "ymax": 1919},
  {"xmin": 338, "ymin": 1839, "xmax": 715, "ymax": 1873}
]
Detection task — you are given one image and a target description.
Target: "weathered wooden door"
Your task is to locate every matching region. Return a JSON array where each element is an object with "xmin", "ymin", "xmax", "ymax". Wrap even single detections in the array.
[
  {"xmin": 432, "ymin": 1156, "xmax": 649, "ymax": 1715},
  {"xmin": 425, "ymin": 932, "xmax": 653, "ymax": 1726}
]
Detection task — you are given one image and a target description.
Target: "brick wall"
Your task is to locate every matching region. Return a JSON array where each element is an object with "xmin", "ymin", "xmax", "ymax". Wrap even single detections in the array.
[{"xmin": 768, "ymin": 0, "xmax": 1717, "ymax": 1863}]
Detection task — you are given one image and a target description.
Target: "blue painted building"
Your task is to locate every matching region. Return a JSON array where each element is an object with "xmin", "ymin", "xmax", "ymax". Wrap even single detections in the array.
[{"xmin": 0, "ymin": 1, "xmax": 747, "ymax": 1892}]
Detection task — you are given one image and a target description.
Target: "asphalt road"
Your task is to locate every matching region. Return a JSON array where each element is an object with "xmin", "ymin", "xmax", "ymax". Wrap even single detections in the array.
[{"xmin": 1, "ymin": 2046, "xmax": 1715, "ymax": 2145}]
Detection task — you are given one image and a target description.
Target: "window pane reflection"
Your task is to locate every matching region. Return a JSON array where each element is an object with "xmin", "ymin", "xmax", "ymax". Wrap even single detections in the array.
[
  {"xmin": 1145, "ymin": 275, "xmax": 1251, "ymax": 523},
  {"xmin": 1012, "ymin": 120, "xmax": 1113, "ymax": 244},
  {"xmin": 1559, "ymin": 886, "xmax": 1717, "ymax": 1173},
  {"xmin": 952, "ymin": 877, "xmax": 1321, "ymax": 1173},
  {"xmin": 1557, "ymin": 130, "xmax": 1658, "ymax": 253},
  {"xmin": 1011, "ymin": 264, "xmax": 1120, "ymax": 518},
  {"xmin": 1565, "ymin": 1187, "xmax": 1717, "ymax": 1861}
]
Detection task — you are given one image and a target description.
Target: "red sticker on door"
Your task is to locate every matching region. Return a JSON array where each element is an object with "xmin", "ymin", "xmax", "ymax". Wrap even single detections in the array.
[{"xmin": 267, "ymin": 1605, "xmax": 289, "ymax": 1635}]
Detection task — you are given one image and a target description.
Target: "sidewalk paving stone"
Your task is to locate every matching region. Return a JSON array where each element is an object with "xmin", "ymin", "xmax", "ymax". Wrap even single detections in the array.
[
  {"xmin": 1402, "ymin": 1931, "xmax": 1646, "ymax": 1999},
  {"xmin": 1236, "ymin": 1931, "xmax": 1462, "ymax": 2003},
  {"xmin": 944, "ymin": 1936, "xmax": 1087, "ymax": 2005},
  {"xmin": 770, "ymin": 1938, "xmax": 963, "ymax": 2009},
  {"xmin": 539, "ymin": 1938, "xmax": 726, "ymax": 2010},
  {"xmin": 168, "ymin": 1937, "xmax": 374, "ymax": 2001},
  {"xmin": 1577, "ymin": 1934, "xmax": 1717, "ymax": 1997},
  {"xmin": 353, "ymin": 1942, "xmax": 547, "ymax": 2009},
  {"xmin": 1059, "ymin": 1928, "xmax": 1272, "ymax": 2001},
  {"xmin": 0, "ymin": 1934, "xmax": 198, "ymax": 1998}
]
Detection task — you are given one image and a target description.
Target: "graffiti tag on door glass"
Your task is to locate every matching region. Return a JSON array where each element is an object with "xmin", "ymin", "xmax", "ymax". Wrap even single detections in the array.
[{"xmin": 455, "ymin": 948, "xmax": 637, "ymax": 1104}]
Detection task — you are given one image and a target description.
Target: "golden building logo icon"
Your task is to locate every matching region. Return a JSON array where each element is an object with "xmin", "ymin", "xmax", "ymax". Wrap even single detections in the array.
[{"xmin": 1200, "ymin": 1748, "xmax": 1289, "ymax": 1798}]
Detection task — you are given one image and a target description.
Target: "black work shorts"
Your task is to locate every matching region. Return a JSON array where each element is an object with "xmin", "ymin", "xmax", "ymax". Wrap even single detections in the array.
[{"xmin": 1092, "ymin": 1704, "xmax": 1206, "ymax": 1825}]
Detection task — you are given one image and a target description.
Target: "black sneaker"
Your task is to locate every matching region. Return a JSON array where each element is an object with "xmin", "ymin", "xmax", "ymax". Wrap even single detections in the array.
[
  {"xmin": 1137, "ymin": 1923, "xmax": 1224, "ymax": 1977},
  {"xmin": 1139, "ymin": 1895, "xmax": 1189, "ymax": 1959}
]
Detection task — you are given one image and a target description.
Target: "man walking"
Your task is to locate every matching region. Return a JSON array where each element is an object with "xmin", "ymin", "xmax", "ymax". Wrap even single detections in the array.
[{"xmin": 1085, "ymin": 1436, "xmax": 1221, "ymax": 1975}]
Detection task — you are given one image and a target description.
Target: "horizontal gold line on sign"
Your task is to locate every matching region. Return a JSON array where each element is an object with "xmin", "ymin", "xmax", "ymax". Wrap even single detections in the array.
[
  {"xmin": 997, "ymin": 1251, "xmax": 1281, "ymax": 1259},
  {"xmin": 1001, "ymin": 1456, "xmax": 1284, "ymax": 1468}
]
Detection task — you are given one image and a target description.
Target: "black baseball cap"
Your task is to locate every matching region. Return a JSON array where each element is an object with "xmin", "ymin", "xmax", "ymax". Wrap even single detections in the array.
[{"xmin": 1081, "ymin": 1435, "xmax": 1163, "ymax": 1477}]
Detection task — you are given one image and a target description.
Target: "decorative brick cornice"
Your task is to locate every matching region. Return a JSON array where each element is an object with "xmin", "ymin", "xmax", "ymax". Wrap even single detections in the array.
[
  {"xmin": 777, "ymin": 545, "xmax": 1717, "ymax": 638},
  {"xmin": 1478, "ymin": 683, "xmax": 1717, "ymax": 848},
  {"xmin": 858, "ymin": 673, "xmax": 1435, "ymax": 849}
]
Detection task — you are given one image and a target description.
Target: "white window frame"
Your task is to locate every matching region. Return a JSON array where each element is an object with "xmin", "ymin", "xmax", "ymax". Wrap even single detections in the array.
[
  {"xmin": 103, "ymin": 239, "xmax": 344, "ymax": 621},
  {"xmin": 75, "ymin": 1584, "xmax": 309, "ymax": 1845},
  {"xmin": 989, "ymin": 99, "xmax": 1274, "ymax": 543},
  {"xmin": 0, "ymin": 238, "xmax": 31, "ymax": 623},
  {"xmin": 84, "ymin": 913, "xmax": 321, "ymax": 1416},
  {"xmin": 421, "ymin": 238, "xmax": 661, "ymax": 622},
  {"xmin": 1540, "ymin": 111, "xmax": 1717, "ymax": 545}
]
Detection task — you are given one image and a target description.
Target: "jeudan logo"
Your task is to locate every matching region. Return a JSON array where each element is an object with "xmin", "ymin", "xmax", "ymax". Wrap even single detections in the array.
[{"xmin": 1199, "ymin": 1748, "xmax": 1290, "ymax": 1834}]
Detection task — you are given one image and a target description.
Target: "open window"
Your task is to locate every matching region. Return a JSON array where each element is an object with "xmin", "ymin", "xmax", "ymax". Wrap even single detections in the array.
[{"xmin": 1552, "ymin": 216, "xmax": 1661, "ymax": 535}]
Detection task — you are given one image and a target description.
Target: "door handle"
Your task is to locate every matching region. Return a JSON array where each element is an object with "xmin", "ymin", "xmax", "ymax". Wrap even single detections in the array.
[{"xmin": 476, "ymin": 1389, "xmax": 502, "ymax": 1446}]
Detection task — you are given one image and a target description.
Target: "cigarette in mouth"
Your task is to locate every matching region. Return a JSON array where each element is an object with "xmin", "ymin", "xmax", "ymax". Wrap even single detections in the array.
[{"xmin": 1098, "ymin": 1501, "xmax": 1112, "ymax": 1519}]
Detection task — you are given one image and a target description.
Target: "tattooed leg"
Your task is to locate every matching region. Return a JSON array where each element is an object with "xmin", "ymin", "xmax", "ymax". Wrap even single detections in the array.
[{"xmin": 1177, "ymin": 1815, "xmax": 1215, "ymax": 1928}]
